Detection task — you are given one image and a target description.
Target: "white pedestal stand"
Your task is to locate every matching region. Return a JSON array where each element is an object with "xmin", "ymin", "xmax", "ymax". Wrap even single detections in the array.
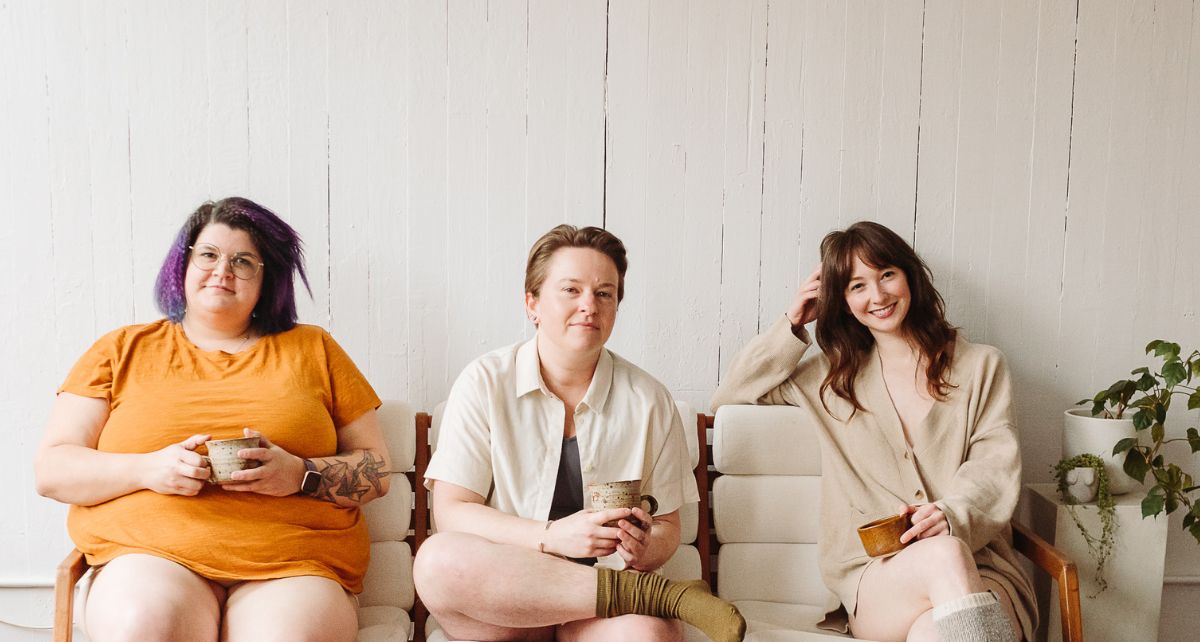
[{"xmin": 1026, "ymin": 483, "xmax": 1168, "ymax": 642}]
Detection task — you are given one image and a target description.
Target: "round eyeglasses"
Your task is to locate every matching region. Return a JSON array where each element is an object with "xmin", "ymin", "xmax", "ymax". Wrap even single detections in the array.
[{"xmin": 188, "ymin": 243, "xmax": 264, "ymax": 280}]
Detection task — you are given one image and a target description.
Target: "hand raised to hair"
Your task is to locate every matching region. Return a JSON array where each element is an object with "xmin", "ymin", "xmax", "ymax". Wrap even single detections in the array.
[
  {"xmin": 221, "ymin": 428, "xmax": 307, "ymax": 497},
  {"xmin": 786, "ymin": 264, "xmax": 822, "ymax": 329},
  {"xmin": 541, "ymin": 507, "xmax": 633, "ymax": 559},
  {"xmin": 140, "ymin": 433, "xmax": 211, "ymax": 496}
]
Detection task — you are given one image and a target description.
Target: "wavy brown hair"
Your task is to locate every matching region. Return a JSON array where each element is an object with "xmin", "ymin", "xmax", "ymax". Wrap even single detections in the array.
[{"xmin": 815, "ymin": 221, "xmax": 957, "ymax": 417}]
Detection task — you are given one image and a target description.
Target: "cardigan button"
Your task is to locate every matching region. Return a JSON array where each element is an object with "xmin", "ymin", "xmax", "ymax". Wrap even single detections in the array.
[{"xmin": 914, "ymin": 489, "xmax": 925, "ymax": 499}]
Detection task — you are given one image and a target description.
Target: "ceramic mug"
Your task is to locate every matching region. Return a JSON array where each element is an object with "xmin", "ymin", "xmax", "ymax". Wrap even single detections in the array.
[
  {"xmin": 587, "ymin": 479, "xmax": 659, "ymax": 530},
  {"xmin": 202, "ymin": 436, "xmax": 261, "ymax": 484},
  {"xmin": 857, "ymin": 512, "xmax": 911, "ymax": 557}
]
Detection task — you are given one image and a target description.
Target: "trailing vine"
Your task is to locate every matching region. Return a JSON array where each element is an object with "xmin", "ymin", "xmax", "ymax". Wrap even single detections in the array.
[{"xmin": 1052, "ymin": 454, "xmax": 1117, "ymax": 596}]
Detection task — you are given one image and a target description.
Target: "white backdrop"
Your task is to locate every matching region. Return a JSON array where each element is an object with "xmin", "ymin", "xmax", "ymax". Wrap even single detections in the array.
[{"xmin": 2, "ymin": 0, "xmax": 1198, "ymax": 639}]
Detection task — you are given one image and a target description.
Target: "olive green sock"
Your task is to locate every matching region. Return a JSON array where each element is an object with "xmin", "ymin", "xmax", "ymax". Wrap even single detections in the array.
[{"xmin": 596, "ymin": 568, "xmax": 745, "ymax": 642}]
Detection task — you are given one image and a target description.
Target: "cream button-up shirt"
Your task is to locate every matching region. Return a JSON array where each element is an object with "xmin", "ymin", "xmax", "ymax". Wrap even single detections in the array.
[{"xmin": 425, "ymin": 336, "xmax": 698, "ymax": 521}]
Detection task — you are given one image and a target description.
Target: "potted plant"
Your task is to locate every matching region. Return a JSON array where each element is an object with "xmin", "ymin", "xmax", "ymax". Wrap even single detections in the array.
[
  {"xmin": 1079, "ymin": 340, "xmax": 1200, "ymax": 544},
  {"xmin": 1052, "ymin": 454, "xmax": 1116, "ymax": 595}
]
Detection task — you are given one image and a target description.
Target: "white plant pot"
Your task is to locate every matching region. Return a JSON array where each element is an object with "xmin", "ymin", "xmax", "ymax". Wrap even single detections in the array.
[{"xmin": 1062, "ymin": 408, "xmax": 1142, "ymax": 495}]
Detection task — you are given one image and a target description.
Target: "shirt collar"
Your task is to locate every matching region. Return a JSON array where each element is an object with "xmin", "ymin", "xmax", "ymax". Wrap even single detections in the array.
[{"xmin": 514, "ymin": 335, "xmax": 615, "ymax": 413}]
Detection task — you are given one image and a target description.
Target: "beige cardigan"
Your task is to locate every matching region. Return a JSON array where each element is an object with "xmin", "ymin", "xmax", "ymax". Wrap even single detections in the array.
[{"xmin": 711, "ymin": 317, "xmax": 1036, "ymax": 640}]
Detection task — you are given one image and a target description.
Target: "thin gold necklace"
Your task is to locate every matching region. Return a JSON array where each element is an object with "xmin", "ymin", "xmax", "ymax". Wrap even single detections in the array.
[{"xmin": 183, "ymin": 318, "xmax": 253, "ymax": 353}]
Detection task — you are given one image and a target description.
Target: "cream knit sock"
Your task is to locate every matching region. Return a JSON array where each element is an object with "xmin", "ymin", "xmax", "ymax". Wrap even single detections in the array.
[{"xmin": 932, "ymin": 592, "xmax": 1018, "ymax": 642}]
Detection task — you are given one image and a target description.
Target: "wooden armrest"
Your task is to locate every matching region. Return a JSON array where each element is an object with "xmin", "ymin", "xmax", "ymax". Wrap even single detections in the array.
[
  {"xmin": 54, "ymin": 548, "xmax": 89, "ymax": 642},
  {"xmin": 1011, "ymin": 521, "xmax": 1082, "ymax": 642}
]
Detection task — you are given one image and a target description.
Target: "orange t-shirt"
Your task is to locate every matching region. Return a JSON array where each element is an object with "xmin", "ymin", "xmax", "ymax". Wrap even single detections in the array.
[{"xmin": 60, "ymin": 320, "xmax": 381, "ymax": 592}]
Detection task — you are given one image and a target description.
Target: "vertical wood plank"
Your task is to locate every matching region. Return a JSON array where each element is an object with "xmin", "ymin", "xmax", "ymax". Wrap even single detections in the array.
[
  {"xmin": 46, "ymin": 0, "xmax": 97, "ymax": 356},
  {"xmin": 792, "ymin": 0, "xmax": 848, "ymax": 274},
  {"xmin": 604, "ymin": 0, "xmax": 687, "ymax": 369},
  {"xmin": 407, "ymin": 0, "xmax": 449, "ymax": 407},
  {"xmin": 206, "ymin": 0, "xmax": 250, "ymax": 197},
  {"xmin": 527, "ymin": 0, "xmax": 606, "ymax": 233},
  {"xmin": 1003, "ymin": 0, "xmax": 1075, "ymax": 491},
  {"xmin": 328, "ymin": 1, "xmax": 372, "ymax": 363},
  {"xmin": 83, "ymin": 0, "xmax": 136, "ymax": 333},
  {"xmin": 716, "ymin": 0, "xmax": 768, "ymax": 385},
  {"xmin": 839, "ymin": 0, "xmax": 886, "ymax": 221},
  {"xmin": 912, "ymin": 0, "xmax": 964, "ymax": 273},
  {"xmin": 1, "ymin": 0, "xmax": 58, "ymax": 579},
  {"xmin": 285, "ymin": 0, "xmax": 331, "ymax": 326},
  {"xmin": 39, "ymin": 0, "xmax": 97, "ymax": 570},
  {"xmin": 365, "ymin": 0, "xmax": 410, "ymax": 400},
  {"xmin": 757, "ymin": 0, "xmax": 805, "ymax": 332},
  {"xmin": 127, "ymin": 0, "xmax": 209, "ymax": 321},
  {"xmin": 481, "ymin": 0, "xmax": 530, "ymax": 354},
  {"xmin": 246, "ymin": 0, "xmax": 290, "ymax": 210},
  {"xmin": 873, "ymin": 0, "xmax": 923, "ymax": 232},
  {"xmin": 443, "ymin": 0, "xmax": 491, "ymax": 379}
]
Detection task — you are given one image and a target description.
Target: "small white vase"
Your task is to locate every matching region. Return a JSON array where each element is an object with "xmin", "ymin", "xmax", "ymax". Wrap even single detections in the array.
[
  {"xmin": 1064, "ymin": 466, "xmax": 1099, "ymax": 503},
  {"xmin": 1062, "ymin": 408, "xmax": 1141, "ymax": 495}
]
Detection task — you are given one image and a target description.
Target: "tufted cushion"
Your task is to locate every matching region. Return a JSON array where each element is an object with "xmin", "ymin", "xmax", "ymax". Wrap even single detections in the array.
[
  {"xmin": 711, "ymin": 405, "xmax": 853, "ymax": 641},
  {"xmin": 712, "ymin": 405, "xmax": 820, "ymax": 475},
  {"xmin": 713, "ymin": 476, "xmax": 821, "ymax": 544},
  {"xmin": 356, "ymin": 399, "xmax": 417, "ymax": 641},
  {"xmin": 377, "ymin": 401, "xmax": 416, "ymax": 471}
]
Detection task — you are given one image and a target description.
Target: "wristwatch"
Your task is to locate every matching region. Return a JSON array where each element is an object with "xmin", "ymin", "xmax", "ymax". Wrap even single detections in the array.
[{"xmin": 300, "ymin": 458, "xmax": 322, "ymax": 496}]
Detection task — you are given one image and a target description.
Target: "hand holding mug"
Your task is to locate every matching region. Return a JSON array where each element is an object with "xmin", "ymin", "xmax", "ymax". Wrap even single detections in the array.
[
  {"xmin": 141, "ymin": 433, "xmax": 211, "ymax": 496},
  {"xmin": 614, "ymin": 506, "xmax": 656, "ymax": 569},
  {"xmin": 899, "ymin": 502, "xmax": 949, "ymax": 544},
  {"xmin": 220, "ymin": 428, "xmax": 305, "ymax": 497},
  {"xmin": 542, "ymin": 507, "xmax": 631, "ymax": 558}
]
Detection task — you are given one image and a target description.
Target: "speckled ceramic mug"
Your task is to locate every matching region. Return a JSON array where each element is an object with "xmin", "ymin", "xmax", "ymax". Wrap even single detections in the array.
[
  {"xmin": 587, "ymin": 479, "xmax": 659, "ymax": 529},
  {"xmin": 202, "ymin": 436, "xmax": 261, "ymax": 484}
]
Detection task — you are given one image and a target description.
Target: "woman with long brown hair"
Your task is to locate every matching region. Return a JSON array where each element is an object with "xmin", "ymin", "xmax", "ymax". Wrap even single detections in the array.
[{"xmin": 712, "ymin": 221, "xmax": 1034, "ymax": 642}]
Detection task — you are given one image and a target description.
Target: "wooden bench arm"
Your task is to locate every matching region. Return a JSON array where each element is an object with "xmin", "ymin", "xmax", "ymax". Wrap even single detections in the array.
[
  {"xmin": 54, "ymin": 548, "xmax": 89, "ymax": 642},
  {"xmin": 1011, "ymin": 521, "xmax": 1082, "ymax": 642}
]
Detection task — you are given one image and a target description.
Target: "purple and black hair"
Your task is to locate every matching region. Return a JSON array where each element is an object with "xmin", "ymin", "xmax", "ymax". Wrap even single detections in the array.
[{"xmin": 154, "ymin": 197, "xmax": 312, "ymax": 335}]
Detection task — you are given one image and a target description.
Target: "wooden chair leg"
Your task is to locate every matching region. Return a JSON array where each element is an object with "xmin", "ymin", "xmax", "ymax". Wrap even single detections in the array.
[{"xmin": 54, "ymin": 548, "xmax": 89, "ymax": 642}]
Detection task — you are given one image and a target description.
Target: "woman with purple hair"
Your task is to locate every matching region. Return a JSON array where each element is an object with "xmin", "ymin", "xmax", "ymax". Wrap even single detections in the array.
[{"xmin": 35, "ymin": 197, "xmax": 390, "ymax": 642}]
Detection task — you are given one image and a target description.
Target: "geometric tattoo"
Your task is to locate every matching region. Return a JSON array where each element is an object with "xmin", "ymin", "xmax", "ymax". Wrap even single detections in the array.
[{"xmin": 314, "ymin": 450, "xmax": 390, "ymax": 504}]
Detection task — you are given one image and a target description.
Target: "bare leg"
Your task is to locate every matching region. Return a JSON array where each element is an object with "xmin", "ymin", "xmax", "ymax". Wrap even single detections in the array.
[
  {"xmin": 413, "ymin": 532, "xmax": 597, "ymax": 640},
  {"xmin": 851, "ymin": 536, "xmax": 986, "ymax": 642},
  {"xmin": 222, "ymin": 575, "xmax": 358, "ymax": 642},
  {"xmin": 84, "ymin": 553, "xmax": 223, "ymax": 642},
  {"xmin": 558, "ymin": 616, "xmax": 682, "ymax": 642},
  {"xmin": 905, "ymin": 610, "xmax": 936, "ymax": 642}
]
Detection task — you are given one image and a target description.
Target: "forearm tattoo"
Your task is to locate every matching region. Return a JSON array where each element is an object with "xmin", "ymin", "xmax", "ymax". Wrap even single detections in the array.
[{"xmin": 315, "ymin": 450, "xmax": 389, "ymax": 504}]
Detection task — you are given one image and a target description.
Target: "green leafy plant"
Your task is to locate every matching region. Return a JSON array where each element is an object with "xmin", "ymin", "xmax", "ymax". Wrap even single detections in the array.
[
  {"xmin": 1080, "ymin": 340, "xmax": 1200, "ymax": 543},
  {"xmin": 1052, "ymin": 454, "xmax": 1116, "ymax": 595}
]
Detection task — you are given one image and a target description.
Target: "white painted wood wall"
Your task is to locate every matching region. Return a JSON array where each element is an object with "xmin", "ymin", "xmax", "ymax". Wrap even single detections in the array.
[{"xmin": 2, "ymin": 0, "xmax": 1197, "ymax": 639}]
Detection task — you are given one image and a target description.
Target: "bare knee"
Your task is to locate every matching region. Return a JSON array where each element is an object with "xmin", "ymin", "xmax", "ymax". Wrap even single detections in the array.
[
  {"xmin": 908, "ymin": 536, "xmax": 981, "ymax": 598},
  {"xmin": 87, "ymin": 596, "xmax": 213, "ymax": 642},
  {"xmin": 413, "ymin": 532, "xmax": 488, "ymax": 612},
  {"xmin": 621, "ymin": 616, "xmax": 682, "ymax": 642},
  {"xmin": 562, "ymin": 615, "xmax": 682, "ymax": 642}
]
